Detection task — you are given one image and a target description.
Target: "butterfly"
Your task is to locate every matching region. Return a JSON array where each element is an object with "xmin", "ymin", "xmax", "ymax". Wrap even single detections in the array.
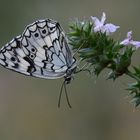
[{"xmin": 0, "ymin": 19, "xmax": 77, "ymax": 107}]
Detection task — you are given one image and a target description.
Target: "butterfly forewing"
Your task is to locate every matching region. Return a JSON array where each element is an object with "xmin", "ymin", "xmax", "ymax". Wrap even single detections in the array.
[
  {"xmin": 0, "ymin": 19, "xmax": 76, "ymax": 79},
  {"xmin": 0, "ymin": 36, "xmax": 32, "ymax": 75}
]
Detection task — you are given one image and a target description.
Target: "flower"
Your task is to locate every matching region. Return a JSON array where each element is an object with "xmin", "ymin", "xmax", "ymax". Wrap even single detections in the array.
[
  {"xmin": 91, "ymin": 12, "xmax": 120, "ymax": 35},
  {"xmin": 120, "ymin": 31, "xmax": 140, "ymax": 48}
]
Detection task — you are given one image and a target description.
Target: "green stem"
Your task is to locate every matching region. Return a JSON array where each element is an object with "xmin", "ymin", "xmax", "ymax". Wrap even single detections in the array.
[{"xmin": 125, "ymin": 70, "xmax": 140, "ymax": 82}]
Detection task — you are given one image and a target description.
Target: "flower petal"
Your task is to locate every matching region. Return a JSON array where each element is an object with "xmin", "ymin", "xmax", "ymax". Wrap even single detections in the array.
[
  {"xmin": 94, "ymin": 26, "xmax": 102, "ymax": 32},
  {"xmin": 131, "ymin": 41, "xmax": 140, "ymax": 48},
  {"xmin": 104, "ymin": 23, "xmax": 120, "ymax": 35},
  {"xmin": 91, "ymin": 16, "xmax": 101, "ymax": 27},
  {"xmin": 120, "ymin": 39, "xmax": 130, "ymax": 45},
  {"xmin": 127, "ymin": 31, "xmax": 132, "ymax": 40},
  {"xmin": 101, "ymin": 12, "xmax": 106, "ymax": 24}
]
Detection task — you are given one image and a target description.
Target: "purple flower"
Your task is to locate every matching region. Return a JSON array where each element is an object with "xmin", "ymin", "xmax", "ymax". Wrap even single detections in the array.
[
  {"xmin": 120, "ymin": 31, "xmax": 140, "ymax": 49},
  {"xmin": 91, "ymin": 12, "xmax": 120, "ymax": 35}
]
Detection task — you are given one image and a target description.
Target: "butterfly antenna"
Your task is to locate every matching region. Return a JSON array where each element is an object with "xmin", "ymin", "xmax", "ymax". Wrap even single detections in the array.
[
  {"xmin": 64, "ymin": 82, "xmax": 72, "ymax": 108},
  {"xmin": 58, "ymin": 80, "xmax": 65, "ymax": 108},
  {"xmin": 58, "ymin": 81, "xmax": 72, "ymax": 108}
]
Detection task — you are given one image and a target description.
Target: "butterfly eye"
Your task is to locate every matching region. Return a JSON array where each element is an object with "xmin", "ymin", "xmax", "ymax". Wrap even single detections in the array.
[{"xmin": 34, "ymin": 33, "xmax": 39, "ymax": 37}]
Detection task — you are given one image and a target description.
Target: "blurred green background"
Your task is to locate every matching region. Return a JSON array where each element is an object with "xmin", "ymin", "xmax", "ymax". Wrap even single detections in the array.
[{"xmin": 0, "ymin": 0, "xmax": 140, "ymax": 140}]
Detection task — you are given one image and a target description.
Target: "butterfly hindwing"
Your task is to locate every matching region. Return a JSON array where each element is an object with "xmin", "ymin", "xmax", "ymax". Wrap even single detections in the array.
[{"xmin": 0, "ymin": 19, "xmax": 76, "ymax": 79}]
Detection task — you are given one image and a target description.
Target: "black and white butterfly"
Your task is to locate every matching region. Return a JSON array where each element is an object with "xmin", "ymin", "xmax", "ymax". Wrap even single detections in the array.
[{"xmin": 0, "ymin": 19, "xmax": 77, "ymax": 107}]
